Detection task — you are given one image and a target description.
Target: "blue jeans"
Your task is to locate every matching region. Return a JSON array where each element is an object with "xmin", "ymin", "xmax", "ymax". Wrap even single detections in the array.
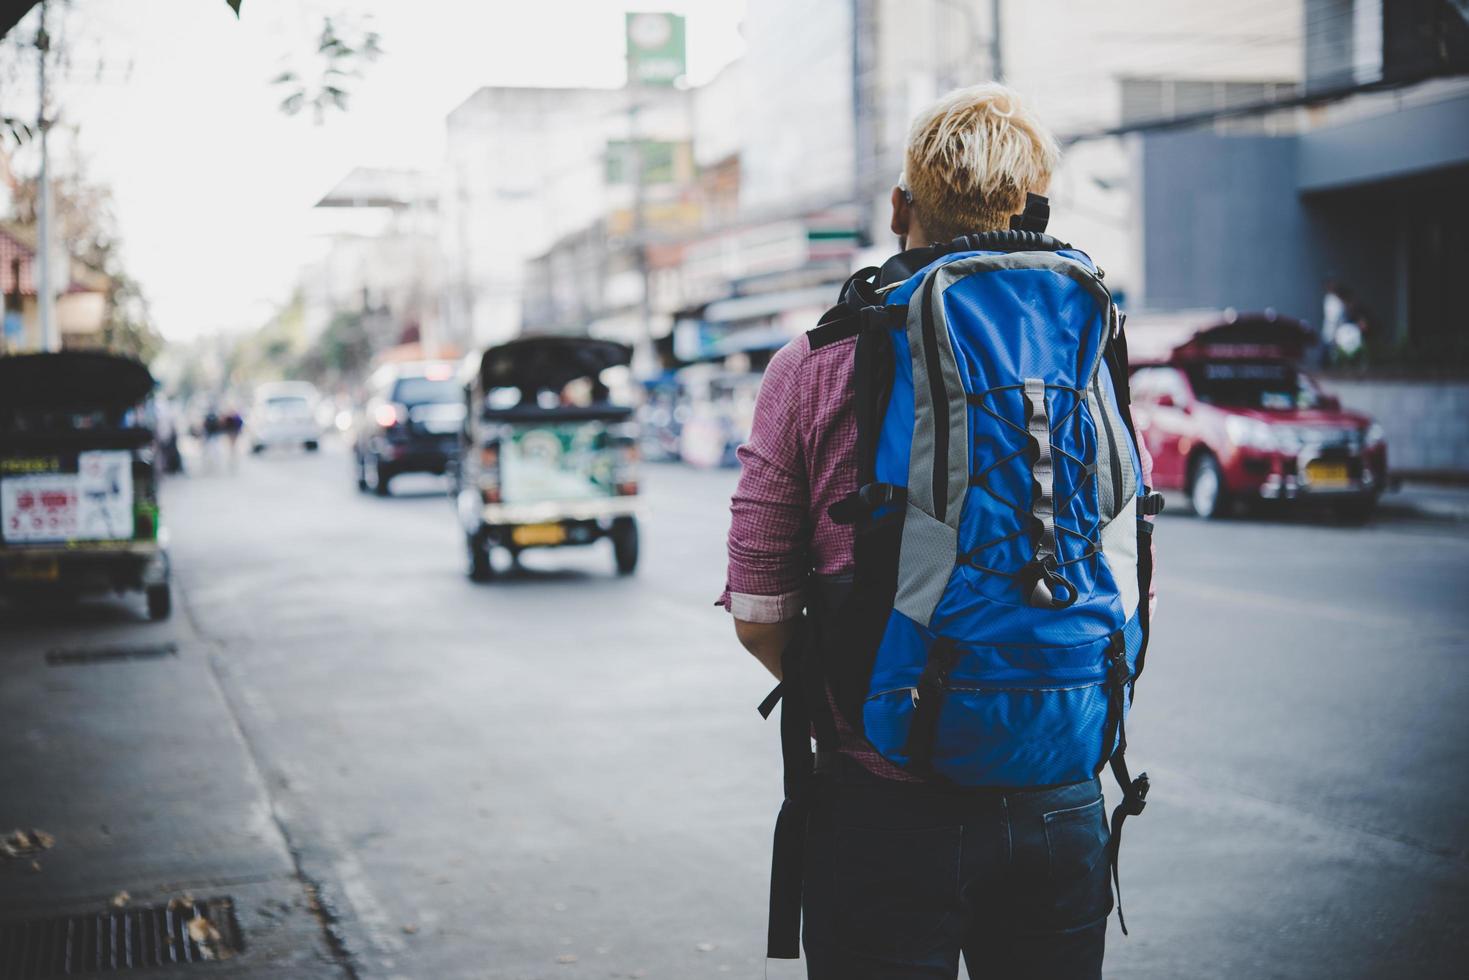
[{"xmin": 801, "ymin": 761, "xmax": 1113, "ymax": 979}]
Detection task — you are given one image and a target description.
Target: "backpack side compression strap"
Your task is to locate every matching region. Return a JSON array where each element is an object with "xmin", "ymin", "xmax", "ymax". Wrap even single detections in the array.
[{"xmin": 1097, "ymin": 312, "xmax": 1157, "ymax": 936}]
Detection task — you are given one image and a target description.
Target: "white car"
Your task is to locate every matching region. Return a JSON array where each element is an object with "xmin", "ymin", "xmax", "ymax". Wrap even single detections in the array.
[{"xmin": 249, "ymin": 382, "xmax": 323, "ymax": 453}]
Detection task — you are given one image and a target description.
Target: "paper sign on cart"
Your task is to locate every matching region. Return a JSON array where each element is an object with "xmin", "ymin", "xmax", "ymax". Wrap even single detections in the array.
[{"xmin": 1, "ymin": 450, "xmax": 134, "ymax": 544}]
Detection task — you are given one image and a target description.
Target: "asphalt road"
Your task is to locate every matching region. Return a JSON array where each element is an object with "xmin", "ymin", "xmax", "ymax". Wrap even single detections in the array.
[{"xmin": 7, "ymin": 440, "xmax": 1468, "ymax": 979}]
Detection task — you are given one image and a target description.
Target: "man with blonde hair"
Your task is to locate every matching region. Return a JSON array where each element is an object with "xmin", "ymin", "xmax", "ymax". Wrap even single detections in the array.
[{"xmin": 721, "ymin": 83, "xmax": 1157, "ymax": 979}]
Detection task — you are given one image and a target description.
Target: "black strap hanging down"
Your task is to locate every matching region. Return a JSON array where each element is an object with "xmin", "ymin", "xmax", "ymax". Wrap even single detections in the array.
[
  {"xmin": 1107, "ymin": 749, "xmax": 1150, "ymax": 936},
  {"xmin": 1097, "ymin": 629, "xmax": 1150, "ymax": 936},
  {"xmin": 763, "ymin": 619, "xmax": 816, "ymax": 959},
  {"xmin": 902, "ymin": 637, "xmax": 961, "ymax": 774}
]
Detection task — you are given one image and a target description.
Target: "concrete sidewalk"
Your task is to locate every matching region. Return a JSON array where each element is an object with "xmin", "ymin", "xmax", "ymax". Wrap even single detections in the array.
[{"xmin": 0, "ymin": 592, "xmax": 343, "ymax": 978}]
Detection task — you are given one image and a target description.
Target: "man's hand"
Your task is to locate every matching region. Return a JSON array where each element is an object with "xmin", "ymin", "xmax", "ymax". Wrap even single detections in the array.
[{"xmin": 734, "ymin": 617, "xmax": 798, "ymax": 680}]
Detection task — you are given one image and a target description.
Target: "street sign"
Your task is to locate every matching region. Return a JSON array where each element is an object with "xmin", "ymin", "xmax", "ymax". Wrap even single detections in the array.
[{"xmin": 626, "ymin": 12, "xmax": 686, "ymax": 88}]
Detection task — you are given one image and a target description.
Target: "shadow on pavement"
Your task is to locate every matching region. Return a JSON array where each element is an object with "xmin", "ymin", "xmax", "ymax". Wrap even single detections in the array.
[{"xmin": 0, "ymin": 595, "xmax": 148, "ymax": 633}]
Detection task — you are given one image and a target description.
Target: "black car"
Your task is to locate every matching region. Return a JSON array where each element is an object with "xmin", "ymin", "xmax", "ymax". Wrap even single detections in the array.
[{"xmin": 353, "ymin": 361, "xmax": 466, "ymax": 496}]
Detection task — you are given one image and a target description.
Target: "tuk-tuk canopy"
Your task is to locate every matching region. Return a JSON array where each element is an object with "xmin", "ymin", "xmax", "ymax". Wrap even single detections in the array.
[
  {"xmin": 476, "ymin": 336, "xmax": 631, "ymax": 394},
  {"xmin": 0, "ymin": 351, "xmax": 155, "ymax": 411}
]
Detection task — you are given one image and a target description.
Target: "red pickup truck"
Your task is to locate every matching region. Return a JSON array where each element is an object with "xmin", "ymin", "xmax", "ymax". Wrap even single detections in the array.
[{"xmin": 1129, "ymin": 317, "xmax": 1387, "ymax": 521}]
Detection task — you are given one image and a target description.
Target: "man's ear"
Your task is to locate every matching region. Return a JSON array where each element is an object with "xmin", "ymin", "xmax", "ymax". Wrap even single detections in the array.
[{"xmin": 890, "ymin": 185, "xmax": 910, "ymax": 239}]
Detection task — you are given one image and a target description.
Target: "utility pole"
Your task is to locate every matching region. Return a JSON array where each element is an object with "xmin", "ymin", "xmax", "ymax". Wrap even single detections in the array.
[
  {"xmin": 851, "ymin": 0, "xmax": 878, "ymax": 241},
  {"xmin": 989, "ymin": 0, "xmax": 1004, "ymax": 82},
  {"xmin": 35, "ymin": 0, "xmax": 57, "ymax": 352},
  {"xmin": 628, "ymin": 92, "xmax": 654, "ymax": 376}
]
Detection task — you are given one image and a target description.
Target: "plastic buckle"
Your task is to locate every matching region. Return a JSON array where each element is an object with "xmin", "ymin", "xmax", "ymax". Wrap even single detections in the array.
[
  {"xmin": 859, "ymin": 482, "xmax": 894, "ymax": 508},
  {"xmin": 1125, "ymin": 772, "xmax": 1151, "ymax": 815}
]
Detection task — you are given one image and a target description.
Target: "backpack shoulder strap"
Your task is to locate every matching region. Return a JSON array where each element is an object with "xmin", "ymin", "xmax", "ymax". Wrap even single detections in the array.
[{"xmin": 805, "ymin": 266, "xmax": 883, "ymax": 350}]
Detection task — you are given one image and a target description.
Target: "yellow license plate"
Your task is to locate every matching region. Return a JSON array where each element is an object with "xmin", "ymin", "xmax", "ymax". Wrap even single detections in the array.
[
  {"xmin": 5, "ymin": 557, "xmax": 59, "ymax": 581},
  {"xmin": 511, "ymin": 523, "xmax": 567, "ymax": 546},
  {"xmin": 1306, "ymin": 461, "xmax": 1350, "ymax": 487}
]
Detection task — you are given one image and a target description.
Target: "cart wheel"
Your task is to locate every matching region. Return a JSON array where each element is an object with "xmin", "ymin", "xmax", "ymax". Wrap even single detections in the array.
[
  {"xmin": 467, "ymin": 534, "xmax": 495, "ymax": 582},
  {"xmin": 373, "ymin": 458, "xmax": 392, "ymax": 497},
  {"xmin": 611, "ymin": 517, "xmax": 639, "ymax": 575},
  {"xmin": 146, "ymin": 584, "xmax": 172, "ymax": 621}
]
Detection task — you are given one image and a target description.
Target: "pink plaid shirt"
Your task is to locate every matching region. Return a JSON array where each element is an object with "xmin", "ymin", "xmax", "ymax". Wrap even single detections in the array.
[{"xmin": 720, "ymin": 327, "xmax": 1155, "ymax": 778}]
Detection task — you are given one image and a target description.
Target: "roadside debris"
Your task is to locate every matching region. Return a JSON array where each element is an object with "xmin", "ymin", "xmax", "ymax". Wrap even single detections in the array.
[
  {"xmin": 187, "ymin": 913, "xmax": 233, "ymax": 961},
  {"xmin": 402, "ymin": 923, "xmax": 419, "ymax": 935},
  {"xmin": 1, "ymin": 828, "xmax": 55, "ymax": 859},
  {"xmin": 555, "ymin": 953, "xmax": 579, "ymax": 964}
]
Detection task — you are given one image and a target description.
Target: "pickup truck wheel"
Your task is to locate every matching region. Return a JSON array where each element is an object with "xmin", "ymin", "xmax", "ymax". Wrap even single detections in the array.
[
  {"xmin": 611, "ymin": 518, "xmax": 639, "ymax": 575},
  {"xmin": 146, "ymin": 584, "xmax": 172, "ymax": 621},
  {"xmin": 467, "ymin": 534, "xmax": 495, "ymax": 582},
  {"xmin": 1189, "ymin": 453, "xmax": 1228, "ymax": 520}
]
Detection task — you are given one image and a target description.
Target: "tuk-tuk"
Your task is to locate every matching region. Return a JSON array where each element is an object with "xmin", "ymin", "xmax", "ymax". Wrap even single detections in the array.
[
  {"xmin": 455, "ymin": 336, "xmax": 640, "ymax": 581},
  {"xmin": 0, "ymin": 351, "xmax": 172, "ymax": 619}
]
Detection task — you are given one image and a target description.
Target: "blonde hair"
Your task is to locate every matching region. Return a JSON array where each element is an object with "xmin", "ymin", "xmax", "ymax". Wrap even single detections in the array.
[{"xmin": 901, "ymin": 83, "xmax": 1061, "ymax": 243}]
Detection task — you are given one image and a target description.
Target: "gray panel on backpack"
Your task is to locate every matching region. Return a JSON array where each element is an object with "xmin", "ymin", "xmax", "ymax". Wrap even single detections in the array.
[
  {"xmin": 1099, "ymin": 494, "xmax": 1140, "ymax": 619},
  {"xmin": 894, "ymin": 502, "xmax": 959, "ymax": 624}
]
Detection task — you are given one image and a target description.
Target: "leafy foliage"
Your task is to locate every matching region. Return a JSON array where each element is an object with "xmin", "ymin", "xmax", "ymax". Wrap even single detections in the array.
[{"xmin": 273, "ymin": 16, "xmax": 382, "ymax": 122}]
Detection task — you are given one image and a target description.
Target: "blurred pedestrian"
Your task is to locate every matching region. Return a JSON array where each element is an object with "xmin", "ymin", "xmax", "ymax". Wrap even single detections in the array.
[
  {"xmin": 222, "ymin": 406, "xmax": 244, "ymax": 470},
  {"xmin": 1339, "ymin": 299, "xmax": 1369, "ymax": 367},
  {"xmin": 1321, "ymin": 279, "xmax": 1362, "ymax": 367},
  {"xmin": 154, "ymin": 396, "xmax": 184, "ymax": 475},
  {"xmin": 201, "ymin": 405, "xmax": 223, "ymax": 472},
  {"xmin": 722, "ymin": 84, "xmax": 1158, "ymax": 979}
]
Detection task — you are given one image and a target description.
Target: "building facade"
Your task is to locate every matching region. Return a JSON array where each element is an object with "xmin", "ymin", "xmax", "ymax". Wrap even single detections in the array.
[
  {"xmin": 1131, "ymin": 0, "xmax": 1469, "ymax": 363},
  {"xmin": 438, "ymin": 84, "xmax": 694, "ymax": 349}
]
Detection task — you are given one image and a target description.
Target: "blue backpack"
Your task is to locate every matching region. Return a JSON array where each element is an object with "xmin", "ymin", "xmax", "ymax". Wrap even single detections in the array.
[{"xmin": 761, "ymin": 207, "xmax": 1162, "ymax": 958}]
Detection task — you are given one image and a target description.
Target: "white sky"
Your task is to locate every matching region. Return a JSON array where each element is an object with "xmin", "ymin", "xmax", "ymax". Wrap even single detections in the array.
[{"xmin": 2, "ymin": 0, "xmax": 745, "ymax": 340}]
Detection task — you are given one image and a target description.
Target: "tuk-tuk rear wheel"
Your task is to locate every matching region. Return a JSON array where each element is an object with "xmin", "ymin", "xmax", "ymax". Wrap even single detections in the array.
[
  {"xmin": 612, "ymin": 518, "xmax": 639, "ymax": 575},
  {"xmin": 146, "ymin": 584, "xmax": 172, "ymax": 621},
  {"xmin": 467, "ymin": 534, "xmax": 495, "ymax": 582}
]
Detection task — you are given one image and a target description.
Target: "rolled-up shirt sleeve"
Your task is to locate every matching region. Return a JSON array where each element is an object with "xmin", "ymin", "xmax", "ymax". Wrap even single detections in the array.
[{"xmin": 719, "ymin": 339, "xmax": 811, "ymax": 623}]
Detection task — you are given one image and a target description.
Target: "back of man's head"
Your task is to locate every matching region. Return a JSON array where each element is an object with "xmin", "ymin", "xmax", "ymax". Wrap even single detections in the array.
[{"xmin": 902, "ymin": 83, "xmax": 1060, "ymax": 244}]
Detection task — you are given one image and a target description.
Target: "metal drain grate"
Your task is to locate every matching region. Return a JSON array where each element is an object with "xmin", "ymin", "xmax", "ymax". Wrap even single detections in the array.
[
  {"xmin": 0, "ymin": 897, "xmax": 242, "ymax": 977},
  {"xmin": 45, "ymin": 643, "xmax": 178, "ymax": 666}
]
